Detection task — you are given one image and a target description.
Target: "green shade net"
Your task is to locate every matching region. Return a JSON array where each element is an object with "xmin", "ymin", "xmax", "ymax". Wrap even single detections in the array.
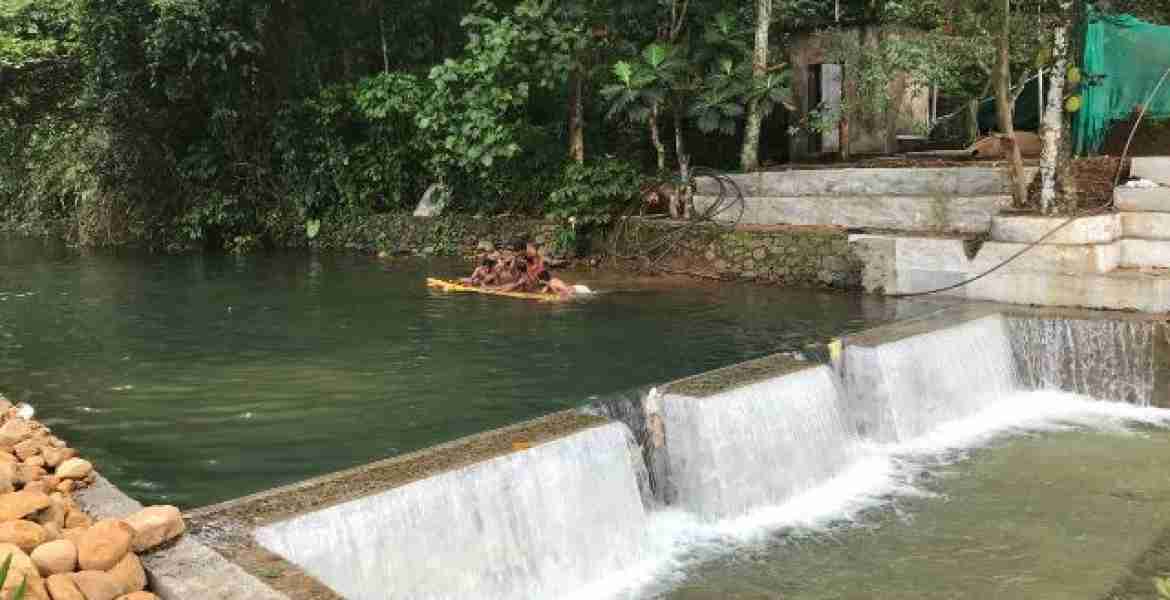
[{"xmin": 1075, "ymin": 10, "xmax": 1170, "ymax": 155}]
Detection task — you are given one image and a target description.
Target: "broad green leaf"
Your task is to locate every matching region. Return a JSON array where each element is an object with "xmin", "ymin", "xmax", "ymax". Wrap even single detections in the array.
[
  {"xmin": 643, "ymin": 44, "xmax": 666, "ymax": 68},
  {"xmin": 612, "ymin": 61, "xmax": 632, "ymax": 86}
]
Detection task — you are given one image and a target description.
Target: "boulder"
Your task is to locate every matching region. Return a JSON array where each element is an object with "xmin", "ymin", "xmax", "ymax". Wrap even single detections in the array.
[
  {"xmin": 21, "ymin": 481, "xmax": 49, "ymax": 495},
  {"xmin": 55, "ymin": 459, "xmax": 92, "ymax": 481},
  {"xmin": 41, "ymin": 449, "xmax": 75, "ymax": 469},
  {"xmin": 115, "ymin": 593, "xmax": 158, "ymax": 600},
  {"xmin": 0, "ymin": 543, "xmax": 45, "ymax": 600},
  {"xmin": 71, "ymin": 571, "xmax": 121, "ymax": 600},
  {"xmin": 46, "ymin": 574, "xmax": 85, "ymax": 600},
  {"xmin": 13, "ymin": 439, "xmax": 43, "ymax": 461},
  {"xmin": 35, "ymin": 495, "xmax": 66, "ymax": 530},
  {"xmin": 0, "ymin": 491, "xmax": 50, "ymax": 521},
  {"xmin": 30, "ymin": 539, "xmax": 76, "ymax": 576},
  {"xmin": 64, "ymin": 510, "xmax": 92, "ymax": 530},
  {"xmin": 123, "ymin": 506, "xmax": 185, "ymax": 553},
  {"xmin": 106, "ymin": 553, "xmax": 145, "ymax": 595},
  {"xmin": 24, "ymin": 456, "xmax": 45, "ymax": 469},
  {"xmin": 76, "ymin": 521, "xmax": 132, "ymax": 571},
  {"xmin": 0, "ymin": 421, "xmax": 32, "ymax": 447},
  {"xmin": 16, "ymin": 464, "xmax": 46, "ymax": 485},
  {"xmin": 0, "ymin": 520, "xmax": 48, "ymax": 552},
  {"xmin": 414, "ymin": 183, "xmax": 450, "ymax": 218}
]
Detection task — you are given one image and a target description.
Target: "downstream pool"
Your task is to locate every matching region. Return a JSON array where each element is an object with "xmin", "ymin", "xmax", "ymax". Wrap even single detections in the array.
[{"xmin": 0, "ymin": 237, "xmax": 924, "ymax": 507}]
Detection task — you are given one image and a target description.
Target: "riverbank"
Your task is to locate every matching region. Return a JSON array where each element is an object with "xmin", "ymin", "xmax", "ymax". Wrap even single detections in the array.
[{"xmin": 0, "ymin": 395, "xmax": 189, "ymax": 600}]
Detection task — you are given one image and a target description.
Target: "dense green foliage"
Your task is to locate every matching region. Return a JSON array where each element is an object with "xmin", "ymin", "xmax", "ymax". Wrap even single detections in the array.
[{"xmin": 1, "ymin": 0, "xmax": 1166, "ymax": 248}]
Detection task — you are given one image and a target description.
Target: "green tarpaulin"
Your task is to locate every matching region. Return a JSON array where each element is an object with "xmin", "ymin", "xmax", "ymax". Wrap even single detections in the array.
[{"xmin": 1075, "ymin": 11, "xmax": 1170, "ymax": 155}]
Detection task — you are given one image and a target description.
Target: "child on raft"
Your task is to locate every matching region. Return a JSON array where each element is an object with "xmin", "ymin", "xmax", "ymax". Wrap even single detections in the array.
[{"xmin": 463, "ymin": 239, "xmax": 585, "ymax": 296}]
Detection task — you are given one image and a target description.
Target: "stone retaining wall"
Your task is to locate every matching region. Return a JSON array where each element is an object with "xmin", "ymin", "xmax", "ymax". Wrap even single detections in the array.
[
  {"xmin": 312, "ymin": 213, "xmax": 865, "ymax": 290},
  {"xmin": 625, "ymin": 221, "xmax": 864, "ymax": 289}
]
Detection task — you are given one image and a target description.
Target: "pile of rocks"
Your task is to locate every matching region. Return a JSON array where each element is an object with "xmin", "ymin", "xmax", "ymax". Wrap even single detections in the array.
[{"xmin": 0, "ymin": 400, "xmax": 186, "ymax": 600}]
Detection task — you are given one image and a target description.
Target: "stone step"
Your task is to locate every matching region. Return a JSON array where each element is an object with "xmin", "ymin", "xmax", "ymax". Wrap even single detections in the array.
[
  {"xmin": 854, "ymin": 232, "xmax": 1170, "ymax": 311},
  {"xmin": 1115, "ymin": 187, "xmax": 1170, "ymax": 212},
  {"xmin": 973, "ymin": 241, "xmax": 1120, "ymax": 274},
  {"xmin": 1121, "ymin": 239, "xmax": 1170, "ymax": 268},
  {"xmin": 1121, "ymin": 212, "xmax": 1170, "ymax": 240},
  {"xmin": 695, "ymin": 167, "xmax": 1038, "ymax": 197},
  {"xmin": 695, "ymin": 194, "xmax": 1010, "ymax": 234},
  {"xmin": 990, "ymin": 214, "xmax": 1120, "ymax": 245},
  {"xmin": 1132, "ymin": 157, "xmax": 1170, "ymax": 187},
  {"xmin": 852, "ymin": 234, "xmax": 1119, "ymax": 275}
]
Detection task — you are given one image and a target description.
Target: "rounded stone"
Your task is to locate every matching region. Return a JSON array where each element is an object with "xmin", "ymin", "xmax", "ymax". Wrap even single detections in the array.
[
  {"xmin": 0, "ymin": 520, "xmax": 48, "ymax": 552},
  {"xmin": 64, "ymin": 510, "xmax": 92, "ymax": 530},
  {"xmin": 76, "ymin": 520, "xmax": 132, "ymax": 571},
  {"xmin": 46, "ymin": 574, "xmax": 85, "ymax": 600},
  {"xmin": 55, "ymin": 459, "xmax": 92, "ymax": 481},
  {"xmin": 0, "ymin": 543, "xmax": 44, "ymax": 599},
  {"xmin": 123, "ymin": 506, "xmax": 185, "ymax": 553},
  {"xmin": 0, "ymin": 491, "xmax": 50, "ymax": 521},
  {"xmin": 71, "ymin": 571, "xmax": 121, "ymax": 600},
  {"xmin": 30, "ymin": 539, "xmax": 76, "ymax": 576},
  {"xmin": 41, "ymin": 449, "xmax": 75, "ymax": 470},
  {"xmin": 116, "ymin": 593, "xmax": 160, "ymax": 600},
  {"xmin": 107, "ymin": 552, "xmax": 145, "ymax": 595}
]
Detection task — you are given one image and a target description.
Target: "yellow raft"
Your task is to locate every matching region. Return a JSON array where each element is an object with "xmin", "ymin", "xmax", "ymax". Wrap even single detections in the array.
[{"xmin": 426, "ymin": 278, "xmax": 563, "ymax": 302}]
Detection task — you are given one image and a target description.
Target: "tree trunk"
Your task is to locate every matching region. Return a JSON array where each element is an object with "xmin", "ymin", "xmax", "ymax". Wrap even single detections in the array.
[
  {"xmin": 1039, "ymin": 2, "xmax": 1074, "ymax": 215},
  {"xmin": 650, "ymin": 103, "xmax": 666, "ymax": 172},
  {"xmin": 740, "ymin": 0, "xmax": 772, "ymax": 172},
  {"xmin": 996, "ymin": 0, "xmax": 1029, "ymax": 207},
  {"xmin": 674, "ymin": 109, "xmax": 691, "ymax": 220},
  {"xmin": 884, "ymin": 75, "xmax": 908, "ymax": 154},
  {"xmin": 568, "ymin": 65, "xmax": 585, "ymax": 163},
  {"xmin": 379, "ymin": 4, "xmax": 390, "ymax": 73}
]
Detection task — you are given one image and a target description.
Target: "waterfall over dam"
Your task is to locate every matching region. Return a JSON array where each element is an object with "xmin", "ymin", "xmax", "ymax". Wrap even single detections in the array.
[
  {"xmin": 252, "ymin": 422, "xmax": 654, "ymax": 600},
  {"xmin": 658, "ymin": 364, "xmax": 857, "ymax": 520},
  {"xmin": 191, "ymin": 308, "xmax": 1170, "ymax": 600}
]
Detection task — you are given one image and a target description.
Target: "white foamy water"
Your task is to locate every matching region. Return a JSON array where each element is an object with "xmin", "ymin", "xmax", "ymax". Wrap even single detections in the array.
[
  {"xmin": 872, "ymin": 315, "xmax": 1022, "ymax": 441},
  {"xmin": 581, "ymin": 391, "xmax": 1170, "ymax": 600},
  {"xmin": 1010, "ymin": 317, "xmax": 1155, "ymax": 405},
  {"xmin": 255, "ymin": 423, "xmax": 654, "ymax": 600},
  {"xmin": 661, "ymin": 365, "xmax": 858, "ymax": 520}
]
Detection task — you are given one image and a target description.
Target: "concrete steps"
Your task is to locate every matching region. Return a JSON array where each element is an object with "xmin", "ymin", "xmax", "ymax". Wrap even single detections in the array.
[
  {"xmin": 694, "ymin": 194, "xmax": 1010, "ymax": 234},
  {"xmin": 1121, "ymin": 239, "xmax": 1170, "ymax": 269},
  {"xmin": 1115, "ymin": 187, "xmax": 1170, "ymax": 212},
  {"xmin": 1132, "ymin": 157, "xmax": 1170, "ymax": 187},
  {"xmin": 990, "ymin": 214, "xmax": 1120, "ymax": 245},
  {"xmin": 850, "ymin": 233, "xmax": 1170, "ymax": 311},
  {"xmin": 1121, "ymin": 212, "xmax": 1170, "ymax": 239}
]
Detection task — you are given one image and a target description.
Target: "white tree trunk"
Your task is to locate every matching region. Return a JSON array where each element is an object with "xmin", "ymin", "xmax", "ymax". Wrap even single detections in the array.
[
  {"xmin": 740, "ymin": 0, "xmax": 772, "ymax": 172},
  {"xmin": 1039, "ymin": 2, "xmax": 1073, "ymax": 214}
]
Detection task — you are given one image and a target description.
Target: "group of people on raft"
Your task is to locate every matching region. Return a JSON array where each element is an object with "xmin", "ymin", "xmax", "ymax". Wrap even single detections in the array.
[{"xmin": 460, "ymin": 240, "xmax": 580, "ymax": 297}]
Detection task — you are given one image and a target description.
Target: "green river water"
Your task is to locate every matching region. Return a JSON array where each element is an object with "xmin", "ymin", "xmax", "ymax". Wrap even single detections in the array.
[{"xmin": 0, "ymin": 237, "xmax": 923, "ymax": 508}]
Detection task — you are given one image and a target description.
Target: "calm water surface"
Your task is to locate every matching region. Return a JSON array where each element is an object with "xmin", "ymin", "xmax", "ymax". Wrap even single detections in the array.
[{"xmin": 0, "ymin": 237, "xmax": 930, "ymax": 507}]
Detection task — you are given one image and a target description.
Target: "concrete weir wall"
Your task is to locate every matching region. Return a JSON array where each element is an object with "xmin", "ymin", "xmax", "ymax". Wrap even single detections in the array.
[
  {"xmin": 184, "ymin": 411, "xmax": 645, "ymax": 600},
  {"xmin": 79, "ymin": 306, "xmax": 1170, "ymax": 599}
]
